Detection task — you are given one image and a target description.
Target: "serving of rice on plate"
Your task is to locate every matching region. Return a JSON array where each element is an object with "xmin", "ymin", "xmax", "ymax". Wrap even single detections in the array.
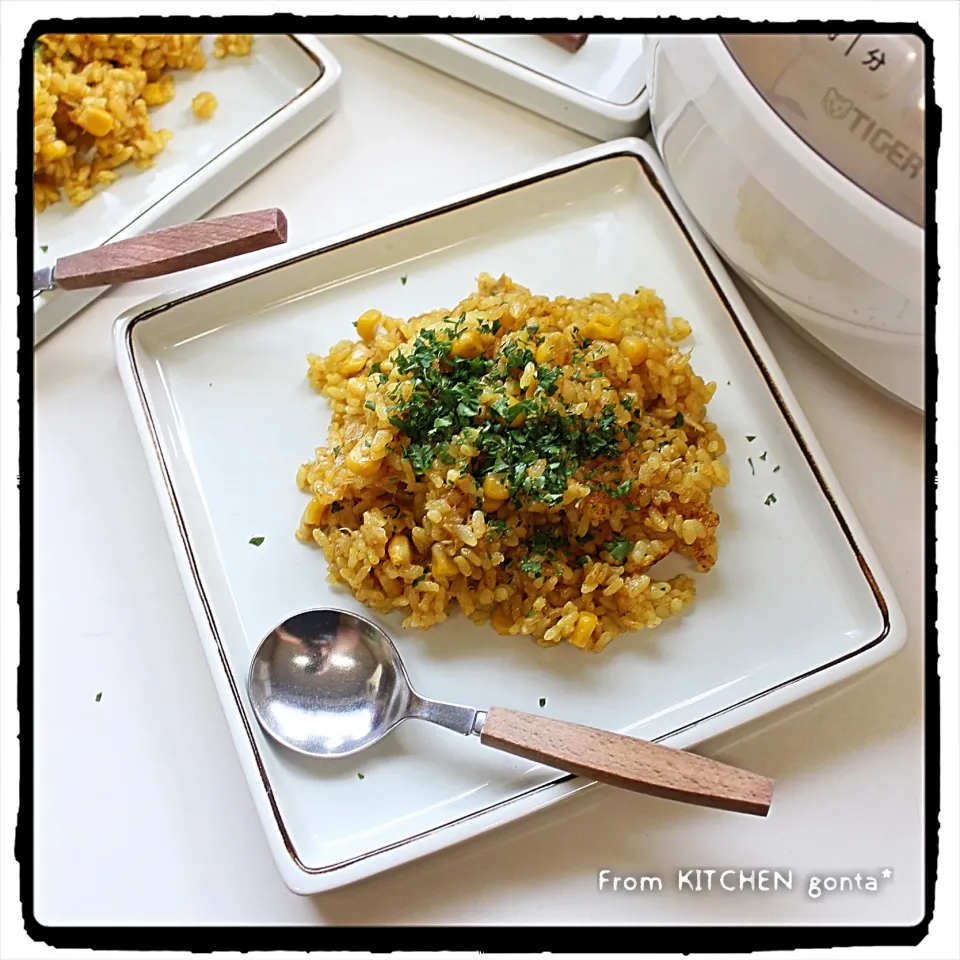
[
  {"xmin": 296, "ymin": 274, "xmax": 729, "ymax": 654},
  {"xmin": 33, "ymin": 34, "xmax": 252, "ymax": 212}
]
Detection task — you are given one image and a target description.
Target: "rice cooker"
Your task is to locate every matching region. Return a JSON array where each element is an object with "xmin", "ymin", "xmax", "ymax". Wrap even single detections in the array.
[{"xmin": 646, "ymin": 34, "xmax": 925, "ymax": 411}]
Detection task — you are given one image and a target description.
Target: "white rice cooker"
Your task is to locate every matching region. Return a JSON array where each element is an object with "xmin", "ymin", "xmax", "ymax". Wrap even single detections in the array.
[{"xmin": 646, "ymin": 34, "xmax": 925, "ymax": 411}]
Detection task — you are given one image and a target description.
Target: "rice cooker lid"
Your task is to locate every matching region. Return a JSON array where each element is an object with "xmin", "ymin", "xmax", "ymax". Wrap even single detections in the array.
[{"xmin": 721, "ymin": 34, "xmax": 925, "ymax": 228}]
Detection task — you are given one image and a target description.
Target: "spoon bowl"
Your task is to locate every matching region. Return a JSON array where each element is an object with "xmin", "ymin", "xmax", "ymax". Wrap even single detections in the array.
[{"xmin": 248, "ymin": 609, "xmax": 415, "ymax": 758}]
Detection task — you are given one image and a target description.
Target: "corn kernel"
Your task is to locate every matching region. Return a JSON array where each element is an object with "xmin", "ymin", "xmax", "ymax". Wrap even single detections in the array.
[
  {"xmin": 583, "ymin": 315, "xmax": 621, "ymax": 342},
  {"xmin": 534, "ymin": 332, "xmax": 571, "ymax": 366},
  {"xmin": 340, "ymin": 344, "xmax": 370, "ymax": 376},
  {"xmin": 302, "ymin": 498, "xmax": 325, "ymax": 526},
  {"xmin": 504, "ymin": 396, "xmax": 525, "ymax": 428},
  {"xmin": 569, "ymin": 611, "xmax": 599, "ymax": 648},
  {"xmin": 40, "ymin": 139, "xmax": 67, "ymax": 162},
  {"xmin": 346, "ymin": 443, "xmax": 382, "ymax": 477},
  {"xmin": 711, "ymin": 461, "xmax": 730, "ymax": 486},
  {"xmin": 355, "ymin": 309, "xmax": 382, "ymax": 341},
  {"xmin": 431, "ymin": 543, "xmax": 458, "ymax": 578},
  {"xmin": 451, "ymin": 329, "xmax": 485, "ymax": 359},
  {"xmin": 77, "ymin": 107, "xmax": 114, "ymax": 138},
  {"xmin": 191, "ymin": 91, "xmax": 218, "ymax": 119},
  {"xmin": 482, "ymin": 474, "xmax": 510, "ymax": 501},
  {"xmin": 491, "ymin": 605, "xmax": 515, "ymax": 635},
  {"xmin": 619, "ymin": 335, "xmax": 649, "ymax": 367},
  {"xmin": 141, "ymin": 82, "xmax": 172, "ymax": 106},
  {"xmin": 387, "ymin": 534, "xmax": 412, "ymax": 566}
]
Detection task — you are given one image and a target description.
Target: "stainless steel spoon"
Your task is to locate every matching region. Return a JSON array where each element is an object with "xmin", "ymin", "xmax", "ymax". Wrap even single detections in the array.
[{"xmin": 247, "ymin": 609, "xmax": 774, "ymax": 816}]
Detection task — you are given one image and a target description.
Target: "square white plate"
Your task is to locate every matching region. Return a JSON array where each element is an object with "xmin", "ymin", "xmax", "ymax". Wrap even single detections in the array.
[
  {"xmin": 364, "ymin": 34, "xmax": 649, "ymax": 141},
  {"xmin": 113, "ymin": 139, "xmax": 905, "ymax": 894},
  {"xmin": 34, "ymin": 34, "xmax": 341, "ymax": 344}
]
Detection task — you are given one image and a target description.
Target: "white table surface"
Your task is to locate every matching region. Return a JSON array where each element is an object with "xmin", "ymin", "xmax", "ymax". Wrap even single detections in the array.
[{"xmin": 33, "ymin": 35, "xmax": 925, "ymax": 927}]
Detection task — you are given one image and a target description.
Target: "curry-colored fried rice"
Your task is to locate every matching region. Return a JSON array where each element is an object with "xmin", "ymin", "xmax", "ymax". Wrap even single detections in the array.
[
  {"xmin": 33, "ymin": 34, "xmax": 252, "ymax": 212},
  {"xmin": 296, "ymin": 275, "xmax": 728, "ymax": 653}
]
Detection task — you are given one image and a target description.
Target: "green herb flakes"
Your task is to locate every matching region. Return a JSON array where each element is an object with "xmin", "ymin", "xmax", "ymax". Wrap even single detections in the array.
[
  {"xmin": 764, "ymin": 493, "xmax": 777, "ymax": 506},
  {"xmin": 95, "ymin": 692, "xmax": 102, "ymax": 702},
  {"xmin": 673, "ymin": 413, "xmax": 684, "ymax": 427},
  {"xmin": 747, "ymin": 457, "xmax": 755, "ymax": 476},
  {"xmin": 746, "ymin": 435, "xmax": 756, "ymax": 442},
  {"xmin": 40, "ymin": 244, "xmax": 48, "ymax": 253},
  {"xmin": 538, "ymin": 697, "xmax": 546, "ymax": 708},
  {"xmin": 249, "ymin": 536, "xmax": 265, "ymax": 546},
  {"xmin": 357, "ymin": 772, "xmax": 365, "ymax": 780},
  {"xmin": 773, "ymin": 465, "xmax": 781, "ymax": 473},
  {"xmin": 603, "ymin": 535, "xmax": 633, "ymax": 565},
  {"xmin": 400, "ymin": 275, "xmax": 408, "ymax": 285},
  {"xmin": 759, "ymin": 451, "xmax": 767, "ymax": 461}
]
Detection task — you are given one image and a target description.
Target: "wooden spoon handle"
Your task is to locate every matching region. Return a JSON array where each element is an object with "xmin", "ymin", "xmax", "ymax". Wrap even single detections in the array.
[
  {"xmin": 542, "ymin": 34, "xmax": 589, "ymax": 52},
  {"xmin": 480, "ymin": 707, "xmax": 773, "ymax": 817},
  {"xmin": 52, "ymin": 208, "xmax": 288, "ymax": 290}
]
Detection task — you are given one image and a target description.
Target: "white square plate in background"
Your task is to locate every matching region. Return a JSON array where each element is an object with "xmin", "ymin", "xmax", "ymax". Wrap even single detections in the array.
[
  {"xmin": 34, "ymin": 34, "xmax": 341, "ymax": 344},
  {"xmin": 364, "ymin": 34, "xmax": 649, "ymax": 141}
]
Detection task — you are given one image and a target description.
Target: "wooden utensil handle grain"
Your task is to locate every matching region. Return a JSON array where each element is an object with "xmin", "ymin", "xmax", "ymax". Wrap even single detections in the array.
[
  {"xmin": 542, "ymin": 34, "xmax": 589, "ymax": 52},
  {"xmin": 480, "ymin": 707, "xmax": 773, "ymax": 816},
  {"xmin": 53, "ymin": 208, "xmax": 288, "ymax": 290}
]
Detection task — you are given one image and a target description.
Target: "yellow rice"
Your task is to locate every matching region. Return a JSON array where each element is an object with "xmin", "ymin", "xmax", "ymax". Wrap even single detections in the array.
[
  {"xmin": 33, "ymin": 34, "xmax": 252, "ymax": 212},
  {"xmin": 296, "ymin": 274, "xmax": 727, "ymax": 654}
]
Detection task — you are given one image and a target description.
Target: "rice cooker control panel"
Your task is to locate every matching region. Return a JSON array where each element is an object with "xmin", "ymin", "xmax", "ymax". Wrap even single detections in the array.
[{"xmin": 721, "ymin": 33, "xmax": 925, "ymax": 227}]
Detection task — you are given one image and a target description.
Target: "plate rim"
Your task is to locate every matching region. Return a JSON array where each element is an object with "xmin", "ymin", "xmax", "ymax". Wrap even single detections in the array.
[
  {"xmin": 111, "ymin": 137, "xmax": 906, "ymax": 892},
  {"xmin": 363, "ymin": 34, "xmax": 649, "ymax": 137},
  {"xmin": 449, "ymin": 33, "xmax": 649, "ymax": 109}
]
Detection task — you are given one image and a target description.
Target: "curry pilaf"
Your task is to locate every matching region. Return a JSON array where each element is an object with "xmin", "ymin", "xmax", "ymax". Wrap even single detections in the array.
[
  {"xmin": 33, "ymin": 34, "xmax": 252, "ymax": 212},
  {"xmin": 296, "ymin": 275, "xmax": 728, "ymax": 653}
]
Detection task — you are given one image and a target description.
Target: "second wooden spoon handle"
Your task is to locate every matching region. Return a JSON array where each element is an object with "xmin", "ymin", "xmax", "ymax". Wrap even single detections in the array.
[
  {"xmin": 53, "ymin": 208, "xmax": 288, "ymax": 290},
  {"xmin": 480, "ymin": 707, "xmax": 773, "ymax": 817}
]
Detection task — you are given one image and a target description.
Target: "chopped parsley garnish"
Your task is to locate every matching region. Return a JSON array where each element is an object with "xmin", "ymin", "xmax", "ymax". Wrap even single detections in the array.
[
  {"xmin": 40, "ymin": 244, "xmax": 48, "ymax": 253},
  {"xmin": 249, "ymin": 536, "xmax": 265, "ymax": 546},
  {"xmin": 747, "ymin": 457, "xmax": 755, "ymax": 476},
  {"xmin": 610, "ymin": 479, "xmax": 633, "ymax": 498},
  {"xmin": 538, "ymin": 697, "xmax": 546, "ymax": 707},
  {"xmin": 746, "ymin": 435, "xmax": 756, "ymax": 442},
  {"xmin": 381, "ymin": 319, "xmax": 639, "ymax": 505},
  {"xmin": 412, "ymin": 573, "xmax": 427, "ymax": 586},
  {"xmin": 603, "ymin": 535, "xmax": 633, "ymax": 565},
  {"xmin": 364, "ymin": 400, "xmax": 376, "ymax": 411},
  {"xmin": 400, "ymin": 275, "xmax": 408, "ymax": 285},
  {"xmin": 764, "ymin": 493, "xmax": 777, "ymax": 506},
  {"xmin": 519, "ymin": 557, "xmax": 544, "ymax": 578},
  {"xmin": 673, "ymin": 413, "xmax": 684, "ymax": 427},
  {"xmin": 357, "ymin": 772, "xmax": 365, "ymax": 780},
  {"xmin": 759, "ymin": 451, "xmax": 767, "ymax": 461},
  {"xmin": 331, "ymin": 503, "xmax": 343, "ymax": 513},
  {"xmin": 95, "ymin": 692, "xmax": 102, "ymax": 702},
  {"xmin": 773, "ymin": 465, "xmax": 781, "ymax": 473}
]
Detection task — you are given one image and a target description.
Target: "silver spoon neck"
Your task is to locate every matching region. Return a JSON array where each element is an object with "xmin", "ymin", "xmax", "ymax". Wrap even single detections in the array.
[{"xmin": 407, "ymin": 692, "xmax": 485, "ymax": 738}]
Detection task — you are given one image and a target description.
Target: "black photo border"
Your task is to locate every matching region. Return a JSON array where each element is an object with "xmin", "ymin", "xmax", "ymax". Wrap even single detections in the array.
[{"xmin": 17, "ymin": 13, "xmax": 938, "ymax": 953}]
